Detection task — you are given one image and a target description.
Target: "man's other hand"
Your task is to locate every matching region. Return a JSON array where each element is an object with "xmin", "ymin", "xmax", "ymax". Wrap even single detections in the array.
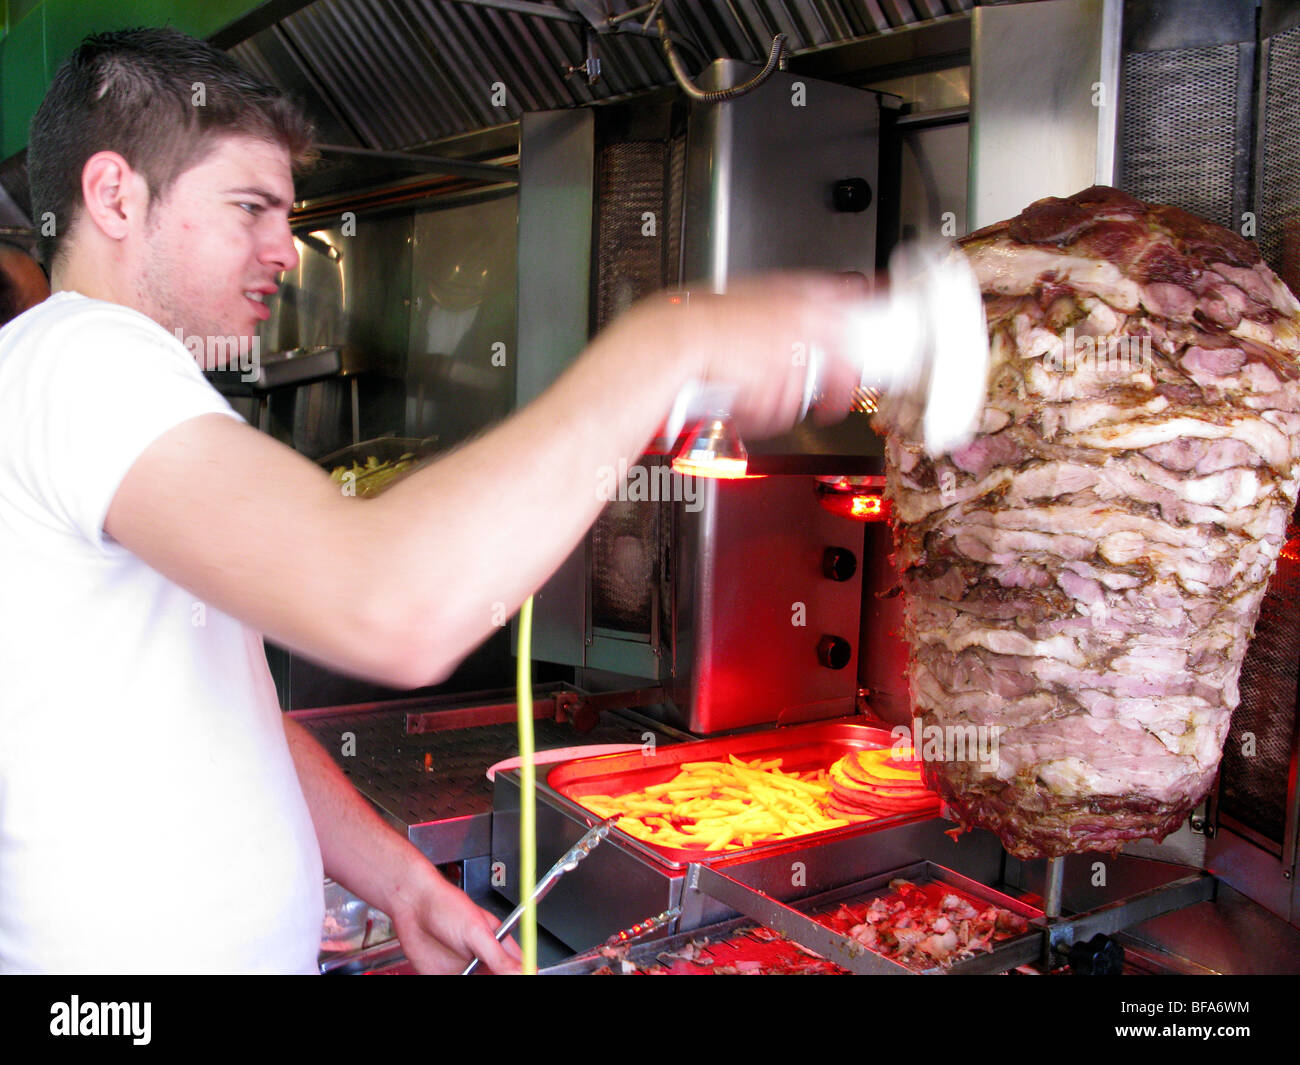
[{"xmin": 388, "ymin": 865, "xmax": 522, "ymax": 975}]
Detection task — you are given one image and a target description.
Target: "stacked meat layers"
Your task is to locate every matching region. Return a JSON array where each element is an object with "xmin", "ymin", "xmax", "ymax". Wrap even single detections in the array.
[{"xmin": 883, "ymin": 186, "xmax": 1300, "ymax": 858}]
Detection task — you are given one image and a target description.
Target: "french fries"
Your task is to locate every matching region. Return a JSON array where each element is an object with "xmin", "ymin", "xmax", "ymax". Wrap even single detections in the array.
[
  {"xmin": 329, "ymin": 453, "xmax": 418, "ymax": 498},
  {"xmin": 576, "ymin": 754, "xmax": 865, "ymax": 853}
]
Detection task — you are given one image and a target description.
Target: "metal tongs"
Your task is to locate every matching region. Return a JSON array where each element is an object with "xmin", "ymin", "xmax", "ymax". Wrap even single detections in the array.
[{"xmin": 461, "ymin": 818, "xmax": 615, "ymax": 975}]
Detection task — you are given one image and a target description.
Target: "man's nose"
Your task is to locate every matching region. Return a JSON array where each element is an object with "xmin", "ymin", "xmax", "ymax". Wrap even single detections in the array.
[{"xmin": 264, "ymin": 217, "xmax": 300, "ymax": 274}]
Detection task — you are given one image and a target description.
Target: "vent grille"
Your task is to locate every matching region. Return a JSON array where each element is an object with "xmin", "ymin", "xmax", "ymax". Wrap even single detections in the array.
[
  {"xmin": 1260, "ymin": 25, "xmax": 1300, "ymax": 294},
  {"xmin": 588, "ymin": 136, "xmax": 685, "ymax": 642},
  {"xmin": 1120, "ymin": 45, "xmax": 1239, "ymax": 230},
  {"xmin": 1220, "ymin": 536, "xmax": 1300, "ymax": 847}
]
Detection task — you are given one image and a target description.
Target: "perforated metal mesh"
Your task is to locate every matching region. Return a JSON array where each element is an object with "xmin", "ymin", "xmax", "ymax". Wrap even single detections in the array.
[
  {"xmin": 589, "ymin": 137, "xmax": 683, "ymax": 638},
  {"xmin": 1221, "ymin": 535, "xmax": 1300, "ymax": 846},
  {"xmin": 1120, "ymin": 45, "xmax": 1239, "ymax": 230},
  {"xmin": 595, "ymin": 141, "xmax": 672, "ymax": 329},
  {"xmin": 591, "ymin": 498, "xmax": 660, "ymax": 633},
  {"xmin": 1260, "ymin": 26, "xmax": 1300, "ymax": 294},
  {"xmin": 298, "ymin": 709, "xmax": 659, "ymax": 826}
]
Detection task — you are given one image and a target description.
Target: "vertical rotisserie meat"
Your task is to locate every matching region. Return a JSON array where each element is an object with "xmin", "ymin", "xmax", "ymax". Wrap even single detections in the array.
[{"xmin": 883, "ymin": 186, "xmax": 1300, "ymax": 858}]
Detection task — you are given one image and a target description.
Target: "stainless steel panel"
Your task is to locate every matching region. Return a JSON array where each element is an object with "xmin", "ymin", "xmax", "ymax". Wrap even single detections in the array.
[
  {"xmin": 409, "ymin": 813, "xmax": 492, "ymax": 867},
  {"xmin": 858, "ymin": 521, "xmax": 910, "ymax": 726},
  {"xmin": 864, "ymin": 66, "xmax": 970, "ymax": 113},
  {"xmin": 492, "ymin": 768, "xmax": 686, "ymax": 952},
  {"xmin": 1206, "ymin": 823, "xmax": 1295, "ymax": 924},
  {"xmin": 680, "ymin": 59, "xmax": 883, "ymax": 469},
  {"xmin": 682, "ymin": 59, "xmax": 880, "ymax": 286},
  {"xmin": 788, "ymin": 10, "xmax": 971, "ymax": 83},
  {"xmin": 672, "ymin": 476, "xmax": 865, "ymax": 733},
  {"xmin": 513, "ymin": 109, "xmax": 595, "ymax": 672},
  {"xmin": 1120, "ymin": 820, "xmax": 1208, "ymax": 870},
  {"xmin": 256, "ymin": 212, "xmax": 412, "ymax": 457},
  {"xmin": 897, "ymin": 120, "xmax": 968, "ymax": 242},
  {"xmin": 406, "ymin": 192, "xmax": 518, "ymax": 449},
  {"xmin": 1263, "ymin": 0, "xmax": 1300, "ymax": 39},
  {"xmin": 1121, "ymin": 883, "xmax": 1300, "ymax": 974},
  {"xmin": 514, "ymin": 110, "xmax": 595, "ymax": 406},
  {"xmin": 969, "ymin": 0, "xmax": 1122, "ymax": 229},
  {"xmin": 1124, "ymin": 0, "xmax": 1257, "ymax": 52}
]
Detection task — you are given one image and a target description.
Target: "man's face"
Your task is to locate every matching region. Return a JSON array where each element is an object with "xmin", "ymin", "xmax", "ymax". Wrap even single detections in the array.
[{"xmin": 136, "ymin": 134, "xmax": 298, "ymax": 351}]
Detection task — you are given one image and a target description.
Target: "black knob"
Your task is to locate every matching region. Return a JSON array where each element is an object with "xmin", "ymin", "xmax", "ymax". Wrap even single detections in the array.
[
  {"xmin": 1067, "ymin": 934, "xmax": 1124, "ymax": 975},
  {"xmin": 816, "ymin": 635, "xmax": 852, "ymax": 670},
  {"xmin": 823, "ymin": 546, "xmax": 858, "ymax": 582},
  {"xmin": 832, "ymin": 178, "xmax": 872, "ymax": 213}
]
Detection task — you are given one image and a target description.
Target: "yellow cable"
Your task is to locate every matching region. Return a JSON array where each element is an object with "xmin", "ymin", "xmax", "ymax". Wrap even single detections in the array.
[{"xmin": 516, "ymin": 595, "xmax": 537, "ymax": 974}]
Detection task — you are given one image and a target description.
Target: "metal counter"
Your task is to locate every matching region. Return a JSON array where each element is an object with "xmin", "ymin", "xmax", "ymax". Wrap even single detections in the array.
[{"xmin": 291, "ymin": 688, "xmax": 682, "ymax": 871}]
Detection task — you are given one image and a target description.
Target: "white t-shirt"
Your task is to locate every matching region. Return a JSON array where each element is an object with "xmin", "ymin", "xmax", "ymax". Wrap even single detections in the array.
[{"xmin": 0, "ymin": 292, "xmax": 324, "ymax": 973}]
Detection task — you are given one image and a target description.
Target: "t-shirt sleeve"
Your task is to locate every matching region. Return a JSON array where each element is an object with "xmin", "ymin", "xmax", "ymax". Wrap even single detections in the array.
[{"xmin": 6, "ymin": 304, "xmax": 245, "ymax": 552}]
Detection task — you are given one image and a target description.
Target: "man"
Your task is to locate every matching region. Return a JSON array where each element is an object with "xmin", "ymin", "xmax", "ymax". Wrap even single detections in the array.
[
  {"xmin": 0, "ymin": 28, "xmax": 863, "ymax": 973},
  {"xmin": 0, "ymin": 242, "xmax": 50, "ymax": 324}
]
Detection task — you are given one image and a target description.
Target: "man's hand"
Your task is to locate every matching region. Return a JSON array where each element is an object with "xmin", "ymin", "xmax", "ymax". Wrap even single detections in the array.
[{"xmin": 386, "ymin": 862, "xmax": 522, "ymax": 975}]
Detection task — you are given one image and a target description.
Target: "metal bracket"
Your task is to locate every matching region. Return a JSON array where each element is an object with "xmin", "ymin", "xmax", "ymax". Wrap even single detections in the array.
[
  {"xmin": 1041, "ymin": 872, "xmax": 1218, "ymax": 969},
  {"xmin": 554, "ymin": 686, "xmax": 666, "ymax": 731},
  {"xmin": 566, "ymin": 29, "xmax": 602, "ymax": 84},
  {"xmin": 1189, "ymin": 796, "xmax": 1215, "ymax": 838}
]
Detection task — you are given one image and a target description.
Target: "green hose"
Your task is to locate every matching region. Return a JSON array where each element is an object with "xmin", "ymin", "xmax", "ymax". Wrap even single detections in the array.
[{"xmin": 516, "ymin": 595, "xmax": 537, "ymax": 974}]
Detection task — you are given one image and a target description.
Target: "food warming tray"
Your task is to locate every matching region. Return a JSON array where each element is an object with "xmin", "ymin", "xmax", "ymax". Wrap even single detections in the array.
[
  {"xmin": 544, "ymin": 860, "xmax": 1045, "ymax": 975},
  {"xmin": 545, "ymin": 720, "xmax": 924, "ymax": 866},
  {"xmin": 492, "ymin": 719, "xmax": 1012, "ymax": 953}
]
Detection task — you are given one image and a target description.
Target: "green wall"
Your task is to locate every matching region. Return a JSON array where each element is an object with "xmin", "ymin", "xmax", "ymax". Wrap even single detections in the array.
[{"xmin": 1, "ymin": 0, "xmax": 266, "ymax": 158}]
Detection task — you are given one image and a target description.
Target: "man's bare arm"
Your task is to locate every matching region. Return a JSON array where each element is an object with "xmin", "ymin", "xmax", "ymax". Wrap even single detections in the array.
[
  {"xmin": 282, "ymin": 716, "xmax": 520, "ymax": 974},
  {"xmin": 104, "ymin": 277, "xmax": 859, "ymax": 687}
]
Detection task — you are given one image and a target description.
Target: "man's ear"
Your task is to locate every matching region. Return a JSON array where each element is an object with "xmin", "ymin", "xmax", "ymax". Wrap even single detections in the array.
[{"xmin": 80, "ymin": 151, "xmax": 149, "ymax": 241}]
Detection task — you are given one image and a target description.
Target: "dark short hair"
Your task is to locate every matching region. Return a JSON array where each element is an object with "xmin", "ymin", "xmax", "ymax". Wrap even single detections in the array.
[{"xmin": 28, "ymin": 26, "xmax": 315, "ymax": 267}]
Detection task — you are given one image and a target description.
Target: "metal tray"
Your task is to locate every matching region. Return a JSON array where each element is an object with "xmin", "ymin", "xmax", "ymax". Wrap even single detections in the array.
[
  {"xmin": 549, "ymin": 860, "xmax": 1045, "ymax": 975},
  {"xmin": 695, "ymin": 860, "xmax": 1044, "ymax": 974},
  {"xmin": 542, "ymin": 913, "xmax": 845, "ymax": 975},
  {"xmin": 545, "ymin": 720, "xmax": 935, "ymax": 866},
  {"xmin": 205, "ymin": 345, "xmax": 343, "ymax": 393}
]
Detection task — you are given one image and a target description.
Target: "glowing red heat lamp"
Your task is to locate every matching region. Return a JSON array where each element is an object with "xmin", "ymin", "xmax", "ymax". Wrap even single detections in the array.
[
  {"xmin": 815, "ymin": 475, "xmax": 891, "ymax": 522},
  {"xmin": 671, "ymin": 416, "xmax": 750, "ymax": 479}
]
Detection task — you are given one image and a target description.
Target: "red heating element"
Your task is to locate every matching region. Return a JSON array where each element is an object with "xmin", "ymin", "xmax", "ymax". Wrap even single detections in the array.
[{"xmin": 815, "ymin": 482, "xmax": 891, "ymax": 522}]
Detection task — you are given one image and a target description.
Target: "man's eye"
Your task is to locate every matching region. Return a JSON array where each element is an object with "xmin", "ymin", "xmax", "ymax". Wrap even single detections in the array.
[{"xmin": 238, "ymin": 202, "xmax": 263, "ymax": 215}]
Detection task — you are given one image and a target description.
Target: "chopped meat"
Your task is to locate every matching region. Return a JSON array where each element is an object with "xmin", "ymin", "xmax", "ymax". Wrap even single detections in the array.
[
  {"xmin": 880, "ymin": 186, "xmax": 1300, "ymax": 858},
  {"xmin": 818, "ymin": 880, "xmax": 1029, "ymax": 969}
]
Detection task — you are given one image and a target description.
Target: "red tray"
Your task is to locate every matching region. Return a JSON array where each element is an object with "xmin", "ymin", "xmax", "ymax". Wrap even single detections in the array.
[{"xmin": 546, "ymin": 720, "xmax": 935, "ymax": 864}]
